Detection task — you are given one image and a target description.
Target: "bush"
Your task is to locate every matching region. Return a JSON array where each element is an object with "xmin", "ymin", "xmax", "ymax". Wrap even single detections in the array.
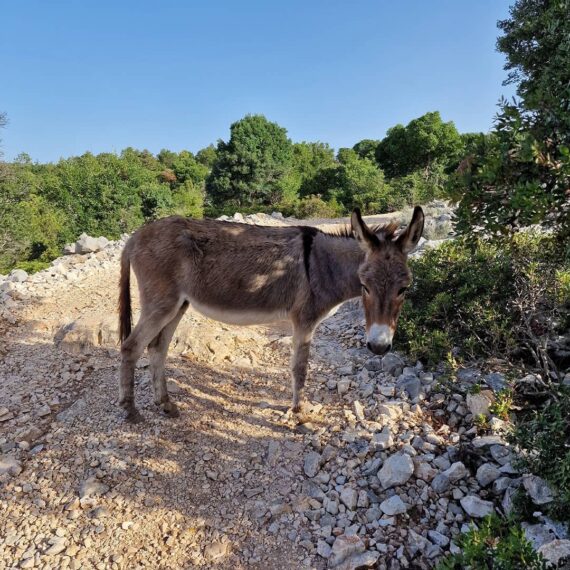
[
  {"xmin": 294, "ymin": 195, "xmax": 343, "ymax": 219},
  {"xmin": 436, "ymin": 515, "xmax": 549, "ymax": 570},
  {"xmin": 397, "ymin": 233, "xmax": 569, "ymax": 365},
  {"xmin": 387, "ymin": 165, "xmax": 447, "ymax": 211},
  {"xmin": 511, "ymin": 387, "xmax": 570, "ymax": 524}
]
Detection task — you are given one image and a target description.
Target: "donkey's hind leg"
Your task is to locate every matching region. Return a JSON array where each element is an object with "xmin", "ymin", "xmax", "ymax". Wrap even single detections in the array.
[
  {"xmin": 148, "ymin": 302, "xmax": 188, "ymax": 418},
  {"xmin": 290, "ymin": 323, "xmax": 316, "ymax": 413},
  {"xmin": 120, "ymin": 304, "xmax": 182, "ymax": 422}
]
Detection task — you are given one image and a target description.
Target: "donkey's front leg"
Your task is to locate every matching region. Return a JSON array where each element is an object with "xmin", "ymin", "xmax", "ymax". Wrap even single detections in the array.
[{"xmin": 290, "ymin": 324, "xmax": 315, "ymax": 412}]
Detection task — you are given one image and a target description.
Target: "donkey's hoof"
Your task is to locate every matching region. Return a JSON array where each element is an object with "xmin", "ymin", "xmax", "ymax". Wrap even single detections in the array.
[
  {"xmin": 125, "ymin": 408, "xmax": 144, "ymax": 424},
  {"xmin": 290, "ymin": 401, "xmax": 304, "ymax": 414},
  {"xmin": 159, "ymin": 401, "xmax": 180, "ymax": 418}
]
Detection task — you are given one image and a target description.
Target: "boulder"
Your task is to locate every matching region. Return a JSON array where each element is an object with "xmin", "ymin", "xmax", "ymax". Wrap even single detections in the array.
[
  {"xmin": 75, "ymin": 234, "xmax": 109, "ymax": 254},
  {"xmin": 484, "ymin": 372, "xmax": 507, "ymax": 392},
  {"xmin": 340, "ymin": 487, "xmax": 358, "ymax": 511},
  {"xmin": 522, "ymin": 523, "xmax": 558, "ymax": 550},
  {"xmin": 303, "ymin": 452, "xmax": 322, "ymax": 478},
  {"xmin": 476, "ymin": 463, "xmax": 501, "ymax": 487},
  {"xmin": 460, "ymin": 495, "xmax": 494, "ymax": 518},
  {"xmin": 444, "ymin": 462, "xmax": 469, "ymax": 483},
  {"xmin": 537, "ymin": 540, "xmax": 570, "ymax": 567},
  {"xmin": 397, "ymin": 374, "xmax": 422, "ymax": 399},
  {"xmin": 371, "ymin": 427, "xmax": 393, "ymax": 451},
  {"xmin": 8, "ymin": 269, "xmax": 28, "ymax": 283},
  {"xmin": 379, "ymin": 495, "xmax": 407, "ymax": 515},
  {"xmin": 0, "ymin": 455, "xmax": 22, "ymax": 476},
  {"xmin": 523, "ymin": 474, "xmax": 554, "ymax": 505},
  {"xmin": 466, "ymin": 390, "xmax": 495, "ymax": 417},
  {"xmin": 381, "ymin": 353, "xmax": 404, "ymax": 376},
  {"xmin": 378, "ymin": 453, "xmax": 414, "ymax": 489},
  {"xmin": 63, "ymin": 243, "xmax": 77, "ymax": 255}
]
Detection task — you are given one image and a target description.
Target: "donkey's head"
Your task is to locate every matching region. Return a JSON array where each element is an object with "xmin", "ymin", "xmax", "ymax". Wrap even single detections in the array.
[{"xmin": 351, "ymin": 206, "xmax": 424, "ymax": 356}]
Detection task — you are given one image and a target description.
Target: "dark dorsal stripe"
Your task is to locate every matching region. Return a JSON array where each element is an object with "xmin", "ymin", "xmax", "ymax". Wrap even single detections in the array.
[{"xmin": 299, "ymin": 226, "xmax": 318, "ymax": 281}]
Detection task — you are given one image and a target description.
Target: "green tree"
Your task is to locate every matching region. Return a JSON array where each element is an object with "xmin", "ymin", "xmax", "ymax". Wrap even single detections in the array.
[
  {"xmin": 283, "ymin": 142, "xmax": 337, "ymax": 201},
  {"xmin": 206, "ymin": 114, "xmax": 292, "ymax": 212},
  {"xmin": 353, "ymin": 139, "xmax": 380, "ymax": 161},
  {"xmin": 334, "ymin": 150, "xmax": 389, "ymax": 213},
  {"xmin": 169, "ymin": 180, "xmax": 204, "ymax": 218},
  {"xmin": 195, "ymin": 145, "xmax": 217, "ymax": 169},
  {"xmin": 157, "ymin": 149, "xmax": 177, "ymax": 169},
  {"xmin": 497, "ymin": 0, "xmax": 570, "ymax": 134},
  {"xmin": 140, "ymin": 183, "xmax": 173, "ymax": 221},
  {"xmin": 451, "ymin": 0, "xmax": 570, "ymax": 240},
  {"xmin": 172, "ymin": 151, "xmax": 209, "ymax": 187},
  {"xmin": 376, "ymin": 112, "xmax": 463, "ymax": 177}
]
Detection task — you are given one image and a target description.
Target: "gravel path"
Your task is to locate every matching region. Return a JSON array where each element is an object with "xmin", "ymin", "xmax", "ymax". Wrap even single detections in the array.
[{"xmin": 5, "ymin": 204, "xmax": 561, "ymax": 570}]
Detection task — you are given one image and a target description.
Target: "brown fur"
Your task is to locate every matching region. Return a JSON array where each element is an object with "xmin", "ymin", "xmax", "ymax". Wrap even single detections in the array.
[{"xmin": 118, "ymin": 208, "xmax": 424, "ymax": 422}]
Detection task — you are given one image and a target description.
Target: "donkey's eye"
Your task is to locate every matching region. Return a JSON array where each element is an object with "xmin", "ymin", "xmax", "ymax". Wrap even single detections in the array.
[
  {"xmin": 398, "ymin": 287, "xmax": 408, "ymax": 296},
  {"xmin": 361, "ymin": 284, "xmax": 370, "ymax": 294}
]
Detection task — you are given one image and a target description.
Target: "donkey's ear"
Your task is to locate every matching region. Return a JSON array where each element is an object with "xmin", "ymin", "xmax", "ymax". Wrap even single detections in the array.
[
  {"xmin": 396, "ymin": 206, "xmax": 424, "ymax": 254},
  {"xmin": 351, "ymin": 208, "xmax": 378, "ymax": 253}
]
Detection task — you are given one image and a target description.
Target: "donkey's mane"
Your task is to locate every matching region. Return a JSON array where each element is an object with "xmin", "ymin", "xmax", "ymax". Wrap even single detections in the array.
[{"xmin": 322, "ymin": 221, "xmax": 400, "ymax": 241}]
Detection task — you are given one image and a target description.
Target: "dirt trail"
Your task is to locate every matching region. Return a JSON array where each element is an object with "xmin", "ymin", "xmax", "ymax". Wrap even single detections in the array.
[
  {"xmin": 2, "ymin": 260, "xmax": 317, "ymax": 569},
  {"xmin": 3, "ymin": 204, "xmax": 485, "ymax": 570},
  {"xmin": 0, "ymin": 215, "xmax": 367, "ymax": 570}
]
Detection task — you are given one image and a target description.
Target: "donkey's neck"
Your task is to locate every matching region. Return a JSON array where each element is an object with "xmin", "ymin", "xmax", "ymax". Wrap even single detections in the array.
[{"xmin": 311, "ymin": 232, "xmax": 364, "ymax": 309}]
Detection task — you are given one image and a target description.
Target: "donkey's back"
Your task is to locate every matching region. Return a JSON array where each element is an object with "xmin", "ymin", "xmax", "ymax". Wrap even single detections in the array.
[{"xmin": 125, "ymin": 216, "xmax": 312, "ymax": 321}]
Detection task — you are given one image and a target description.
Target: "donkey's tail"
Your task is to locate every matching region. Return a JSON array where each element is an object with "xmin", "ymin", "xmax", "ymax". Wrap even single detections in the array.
[{"xmin": 119, "ymin": 247, "xmax": 132, "ymax": 343}]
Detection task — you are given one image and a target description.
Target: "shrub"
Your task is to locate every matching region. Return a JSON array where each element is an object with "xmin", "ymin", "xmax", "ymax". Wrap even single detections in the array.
[
  {"xmin": 168, "ymin": 180, "xmax": 204, "ymax": 219},
  {"xmin": 294, "ymin": 195, "xmax": 343, "ymax": 219},
  {"xmin": 387, "ymin": 165, "xmax": 447, "ymax": 211},
  {"xmin": 397, "ymin": 233, "xmax": 569, "ymax": 366},
  {"xmin": 510, "ymin": 387, "xmax": 570, "ymax": 524},
  {"xmin": 436, "ymin": 515, "xmax": 549, "ymax": 570}
]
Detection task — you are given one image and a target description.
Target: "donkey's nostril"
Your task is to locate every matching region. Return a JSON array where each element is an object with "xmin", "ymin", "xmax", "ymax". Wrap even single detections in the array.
[{"xmin": 367, "ymin": 341, "xmax": 391, "ymax": 355}]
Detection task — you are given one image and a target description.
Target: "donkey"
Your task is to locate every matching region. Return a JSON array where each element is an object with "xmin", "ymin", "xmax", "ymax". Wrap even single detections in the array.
[{"xmin": 118, "ymin": 206, "xmax": 424, "ymax": 422}]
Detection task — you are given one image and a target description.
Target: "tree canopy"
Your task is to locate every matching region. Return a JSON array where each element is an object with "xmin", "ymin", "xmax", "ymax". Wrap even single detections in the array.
[
  {"xmin": 206, "ymin": 114, "xmax": 293, "ymax": 212},
  {"xmin": 451, "ymin": 0, "xmax": 570, "ymax": 240},
  {"xmin": 376, "ymin": 112, "xmax": 463, "ymax": 177}
]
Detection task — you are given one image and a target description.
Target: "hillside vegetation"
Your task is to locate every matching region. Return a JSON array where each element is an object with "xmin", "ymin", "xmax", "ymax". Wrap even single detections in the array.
[{"xmin": 0, "ymin": 110, "xmax": 472, "ymax": 274}]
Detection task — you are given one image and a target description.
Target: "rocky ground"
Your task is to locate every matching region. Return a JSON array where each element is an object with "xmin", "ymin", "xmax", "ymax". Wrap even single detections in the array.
[{"xmin": 1, "ymin": 205, "xmax": 568, "ymax": 570}]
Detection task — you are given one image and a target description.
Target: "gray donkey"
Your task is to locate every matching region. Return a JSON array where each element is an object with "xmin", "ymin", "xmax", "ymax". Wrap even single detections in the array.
[{"xmin": 118, "ymin": 207, "xmax": 424, "ymax": 422}]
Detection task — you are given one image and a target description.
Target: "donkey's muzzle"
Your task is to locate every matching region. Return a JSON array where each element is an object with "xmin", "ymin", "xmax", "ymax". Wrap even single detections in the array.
[{"xmin": 367, "ymin": 341, "xmax": 392, "ymax": 356}]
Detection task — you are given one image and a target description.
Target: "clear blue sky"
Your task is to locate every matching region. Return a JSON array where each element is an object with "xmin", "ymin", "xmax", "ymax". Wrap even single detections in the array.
[{"xmin": 1, "ymin": 0, "xmax": 514, "ymax": 163}]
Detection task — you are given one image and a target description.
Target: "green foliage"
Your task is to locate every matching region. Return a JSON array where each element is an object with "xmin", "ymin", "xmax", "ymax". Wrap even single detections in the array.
[
  {"xmin": 511, "ymin": 387, "xmax": 570, "ymax": 523},
  {"xmin": 195, "ymin": 145, "xmax": 217, "ymax": 168},
  {"xmin": 497, "ymin": 0, "xmax": 570, "ymax": 133},
  {"xmin": 294, "ymin": 195, "xmax": 343, "ymax": 219},
  {"xmin": 449, "ymin": 102, "xmax": 570, "ymax": 240},
  {"xmin": 172, "ymin": 151, "xmax": 209, "ymax": 186},
  {"xmin": 352, "ymin": 139, "xmax": 380, "ymax": 161},
  {"xmin": 206, "ymin": 114, "xmax": 293, "ymax": 212},
  {"xmin": 333, "ymin": 150, "xmax": 390, "ymax": 214},
  {"xmin": 376, "ymin": 111, "xmax": 463, "ymax": 177},
  {"xmin": 397, "ymin": 233, "xmax": 569, "ymax": 365},
  {"xmin": 281, "ymin": 141, "xmax": 337, "ymax": 207},
  {"xmin": 473, "ymin": 414, "xmax": 490, "ymax": 432},
  {"xmin": 0, "ymin": 146, "xmax": 208, "ymax": 273},
  {"xmin": 387, "ymin": 165, "xmax": 447, "ymax": 211},
  {"xmin": 169, "ymin": 180, "xmax": 204, "ymax": 219},
  {"xmin": 490, "ymin": 389, "xmax": 514, "ymax": 421},
  {"xmin": 451, "ymin": 0, "xmax": 570, "ymax": 241},
  {"xmin": 140, "ymin": 183, "xmax": 173, "ymax": 221},
  {"xmin": 13, "ymin": 260, "xmax": 51, "ymax": 274},
  {"xmin": 437, "ymin": 515, "xmax": 549, "ymax": 570}
]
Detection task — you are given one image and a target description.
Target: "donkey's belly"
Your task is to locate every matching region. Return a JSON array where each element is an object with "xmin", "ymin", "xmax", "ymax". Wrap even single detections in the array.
[{"xmin": 189, "ymin": 298, "xmax": 289, "ymax": 326}]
